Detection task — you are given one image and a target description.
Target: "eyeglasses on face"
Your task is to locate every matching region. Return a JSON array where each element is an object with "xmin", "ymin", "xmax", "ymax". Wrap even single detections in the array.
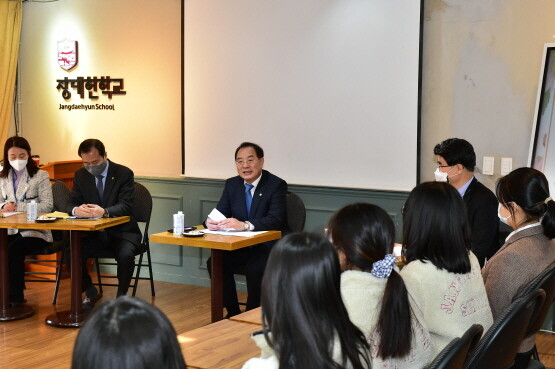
[{"xmin": 235, "ymin": 158, "xmax": 257, "ymax": 166}]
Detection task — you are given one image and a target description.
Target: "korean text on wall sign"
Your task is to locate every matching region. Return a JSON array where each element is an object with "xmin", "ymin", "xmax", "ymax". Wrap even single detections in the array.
[{"xmin": 56, "ymin": 76, "xmax": 126, "ymax": 99}]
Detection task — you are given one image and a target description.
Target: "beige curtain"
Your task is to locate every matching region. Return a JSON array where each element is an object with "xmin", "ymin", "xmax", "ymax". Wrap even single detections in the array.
[{"xmin": 0, "ymin": 0, "xmax": 22, "ymax": 144}]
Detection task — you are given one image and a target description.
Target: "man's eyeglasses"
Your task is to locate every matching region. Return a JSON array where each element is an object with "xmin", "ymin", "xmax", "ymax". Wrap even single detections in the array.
[{"xmin": 235, "ymin": 158, "xmax": 257, "ymax": 166}]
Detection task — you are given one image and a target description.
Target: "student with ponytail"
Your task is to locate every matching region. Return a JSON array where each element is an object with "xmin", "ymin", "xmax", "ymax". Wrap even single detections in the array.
[
  {"xmin": 327, "ymin": 203, "xmax": 432, "ymax": 368},
  {"xmin": 483, "ymin": 167, "xmax": 555, "ymax": 368}
]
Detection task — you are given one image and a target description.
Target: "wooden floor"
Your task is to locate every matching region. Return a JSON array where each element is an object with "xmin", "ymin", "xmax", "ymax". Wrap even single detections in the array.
[
  {"xmin": 1, "ymin": 277, "xmax": 555, "ymax": 369},
  {"xmin": 0, "ymin": 276, "xmax": 247, "ymax": 369},
  {"xmin": 537, "ymin": 334, "xmax": 555, "ymax": 369}
]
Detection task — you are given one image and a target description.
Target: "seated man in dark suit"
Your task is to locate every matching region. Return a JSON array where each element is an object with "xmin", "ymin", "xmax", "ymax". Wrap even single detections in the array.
[
  {"xmin": 206, "ymin": 142, "xmax": 288, "ymax": 317},
  {"xmin": 66, "ymin": 139, "xmax": 142, "ymax": 307},
  {"xmin": 434, "ymin": 138, "xmax": 500, "ymax": 267}
]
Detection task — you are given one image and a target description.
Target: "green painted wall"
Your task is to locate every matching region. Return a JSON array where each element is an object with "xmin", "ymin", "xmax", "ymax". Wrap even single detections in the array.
[{"xmin": 127, "ymin": 176, "xmax": 408, "ymax": 288}]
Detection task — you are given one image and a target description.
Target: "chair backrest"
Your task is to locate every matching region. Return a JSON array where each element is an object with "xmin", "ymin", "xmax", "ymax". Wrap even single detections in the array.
[
  {"xmin": 48, "ymin": 179, "xmax": 71, "ymax": 246},
  {"xmin": 133, "ymin": 182, "xmax": 153, "ymax": 224},
  {"xmin": 286, "ymin": 191, "xmax": 305, "ymax": 232},
  {"xmin": 518, "ymin": 264, "xmax": 555, "ymax": 338},
  {"xmin": 50, "ymin": 179, "xmax": 71, "ymax": 212},
  {"xmin": 464, "ymin": 289, "xmax": 546, "ymax": 369},
  {"xmin": 428, "ymin": 324, "xmax": 483, "ymax": 369}
]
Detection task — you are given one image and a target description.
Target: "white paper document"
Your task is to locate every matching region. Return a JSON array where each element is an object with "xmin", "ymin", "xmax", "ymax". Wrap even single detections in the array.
[
  {"xmin": 0, "ymin": 212, "xmax": 23, "ymax": 218},
  {"xmin": 207, "ymin": 208, "xmax": 227, "ymax": 222},
  {"xmin": 206, "ymin": 208, "xmax": 236, "ymax": 231},
  {"xmin": 201, "ymin": 229, "xmax": 268, "ymax": 237}
]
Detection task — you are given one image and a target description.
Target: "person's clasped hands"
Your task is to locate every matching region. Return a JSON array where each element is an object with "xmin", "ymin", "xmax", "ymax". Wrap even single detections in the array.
[{"xmin": 75, "ymin": 204, "xmax": 105, "ymax": 218}]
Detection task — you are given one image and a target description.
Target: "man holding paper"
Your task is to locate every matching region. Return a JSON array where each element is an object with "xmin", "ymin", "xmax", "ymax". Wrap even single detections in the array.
[
  {"xmin": 206, "ymin": 142, "xmax": 288, "ymax": 317},
  {"xmin": 66, "ymin": 139, "xmax": 141, "ymax": 307}
]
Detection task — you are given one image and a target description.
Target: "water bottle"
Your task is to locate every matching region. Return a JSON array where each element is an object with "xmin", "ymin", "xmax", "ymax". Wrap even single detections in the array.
[
  {"xmin": 27, "ymin": 200, "xmax": 38, "ymax": 221},
  {"xmin": 173, "ymin": 210, "xmax": 184, "ymax": 234}
]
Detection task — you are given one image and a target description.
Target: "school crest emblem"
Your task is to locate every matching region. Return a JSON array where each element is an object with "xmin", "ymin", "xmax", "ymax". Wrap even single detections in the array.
[{"xmin": 57, "ymin": 39, "xmax": 78, "ymax": 71}]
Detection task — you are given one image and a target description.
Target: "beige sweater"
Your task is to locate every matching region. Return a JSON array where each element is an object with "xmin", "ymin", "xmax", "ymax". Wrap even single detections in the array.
[
  {"xmin": 482, "ymin": 224, "xmax": 555, "ymax": 352},
  {"xmin": 242, "ymin": 331, "xmax": 370, "ymax": 369},
  {"xmin": 400, "ymin": 252, "xmax": 493, "ymax": 358},
  {"xmin": 241, "ymin": 334, "xmax": 279, "ymax": 369},
  {"xmin": 341, "ymin": 269, "xmax": 432, "ymax": 369}
]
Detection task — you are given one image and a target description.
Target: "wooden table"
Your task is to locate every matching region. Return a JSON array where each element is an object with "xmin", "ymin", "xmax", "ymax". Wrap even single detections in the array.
[
  {"xmin": 0, "ymin": 213, "xmax": 129, "ymax": 327},
  {"xmin": 179, "ymin": 319, "xmax": 261, "ymax": 369},
  {"xmin": 229, "ymin": 307, "xmax": 262, "ymax": 326},
  {"xmin": 151, "ymin": 229, "xmax": 281, "ymax": 322}
]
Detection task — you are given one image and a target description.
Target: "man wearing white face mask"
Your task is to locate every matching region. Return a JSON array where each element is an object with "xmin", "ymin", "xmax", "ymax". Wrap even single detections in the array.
[
  {"xmin": 433, "ymin": 138, "xmax": 500, "ymax": 267},
  {"xmin": 67, "ymin": 139, "xmax": 141, "ymax": 307}
]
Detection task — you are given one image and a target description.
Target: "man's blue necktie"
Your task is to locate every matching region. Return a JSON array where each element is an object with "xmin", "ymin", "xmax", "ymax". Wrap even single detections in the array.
[
  {"xmin": 245, "ymin": 183, "xmax": 254, "ymax": 218},
  {"xmin": 96, "ymin": 175, "xmax": 104, "ymax": 200}
]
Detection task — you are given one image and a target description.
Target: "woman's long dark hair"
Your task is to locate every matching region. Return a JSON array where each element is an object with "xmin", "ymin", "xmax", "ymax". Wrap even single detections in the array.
[
  {"xmin": 0, "ymin": 136, "xmax": 38, "ymax": 178},
  {"xmin": 71, "ymin": 296, "xmax": 186, "ymax": 369},
  {"xmin": 497, "ymin": 167, "xmax": 555, "ymax": 239},
  {"xmin": 261, "ymin": 232, "xmax": 370, "ymax": 369},
  {"xmin": 328, "ymin": 202, "xmax": 412, "ymax": 359},
  {"xmin": 402, "ymin": 181, "xmax": 471, "ymax": 274}
]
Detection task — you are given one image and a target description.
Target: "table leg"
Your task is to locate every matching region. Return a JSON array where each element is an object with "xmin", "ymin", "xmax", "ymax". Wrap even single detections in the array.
[
  {"xmin": 0, "ymin": 229, "xmax": 34, "ymax": 321},
  {"xmin": 45, "ymin": 230, "xmax": 88, "ymax": 327},
  {"xmin": 211, "ymin": 249, "xmax": 223, "ymax": 322}
]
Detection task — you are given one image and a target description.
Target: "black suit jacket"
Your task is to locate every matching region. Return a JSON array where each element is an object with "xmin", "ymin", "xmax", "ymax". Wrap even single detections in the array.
[
  {"xmin": 463, "ymin": 177, "xmax": 500, "ymax": 266},
  {"xmin": 216, "ymin": 170, "xmax": 288, "ymax": 233},
  {"xmin": 66, "ymin": 160, "xmax": 141, "ymax": 246}
]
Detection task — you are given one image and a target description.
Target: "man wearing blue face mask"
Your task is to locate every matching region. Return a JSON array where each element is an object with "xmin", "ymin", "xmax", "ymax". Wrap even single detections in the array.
[
  {"xmin": 67, "ymin": 139, "xmax": 141, "ymax": 307},
  {"xmin": 433, "ymin": 138, "xmax": 500, "ymax": 267}
]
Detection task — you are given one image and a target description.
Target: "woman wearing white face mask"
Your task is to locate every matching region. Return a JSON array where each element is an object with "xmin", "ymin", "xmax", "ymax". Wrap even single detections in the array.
[
  {"xmin": 0, "ymin": 136, "xmax": 53, "ymax": 304},
  {"xmin": 482, "ymin": 167, "xmax": 555, "ymax": 369}
]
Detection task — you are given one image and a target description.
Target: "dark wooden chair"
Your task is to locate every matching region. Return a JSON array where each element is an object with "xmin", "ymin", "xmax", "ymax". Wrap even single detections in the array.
[
  {"xmin": 24, "ymin": 179, "xmax": 71, "ymax": 304},
  {"xmin": 93, "ymin": 182, "xmax": 155, "ymax": 297},
  {"xmin": 514, "ymin": 264, "xmax": 555, "ymax": 368},
  {"xmin": 428, "ymin": 324, "xmax": 483, "ymax": 369},
  {"xmin": 285, "ymin": 191, "xmax": 306, "ymax": 232},
  {"xmin": 464, "ymin": 289, "xmax": 546, "ymax": 369}
]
